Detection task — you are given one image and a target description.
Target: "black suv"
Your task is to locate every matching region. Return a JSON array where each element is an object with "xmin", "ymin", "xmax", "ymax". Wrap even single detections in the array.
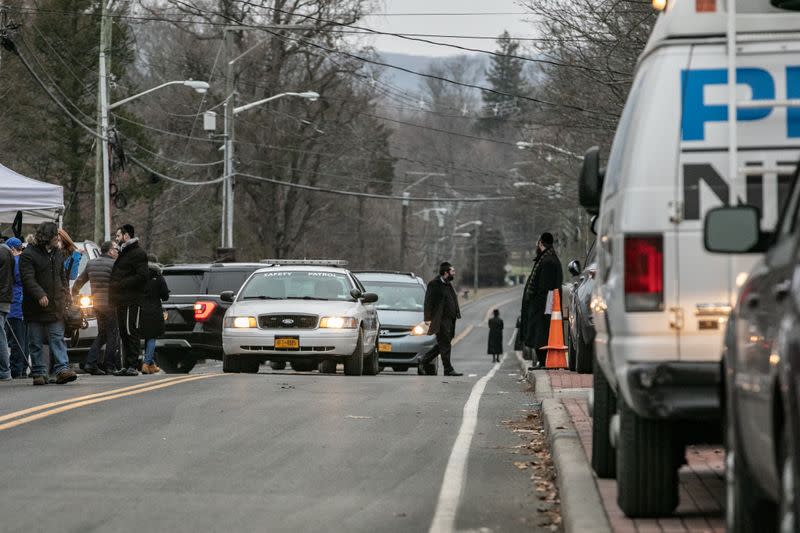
[{"xmin": 158, "ymin": 263, "xmax": 263, "ymax": 373}]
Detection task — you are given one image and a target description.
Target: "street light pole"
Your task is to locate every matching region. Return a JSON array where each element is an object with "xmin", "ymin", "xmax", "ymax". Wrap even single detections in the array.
[
  {"xmin": 223, "ymin": 27, "xmax": 235, "ymax": 249},
  {"xmin": 96, "ymin": 78, "xmax": 210, "ymax": 242},
  {"xmin": 99, "ymin": 51, "xmax": 112, "ymax": 242},
  {"xmin": 400, "ymin": 171, "xmax": 446, "ymax": 269},
  {"xmin": 221, "ymin": 90, "xmax": 319, "ymax": 249},
  {"xmin": 473, "ymin": 225, "xmax": 479, "ymax": 296},
  {"xmin": 93, "ymin": 0, "xmax": 112, "ymax": 243}
]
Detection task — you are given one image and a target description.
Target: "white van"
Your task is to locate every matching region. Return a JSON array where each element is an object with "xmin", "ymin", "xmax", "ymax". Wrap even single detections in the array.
[{"xmin": 579, "ymin": 0, "xmax": 800, "ymax": 517}]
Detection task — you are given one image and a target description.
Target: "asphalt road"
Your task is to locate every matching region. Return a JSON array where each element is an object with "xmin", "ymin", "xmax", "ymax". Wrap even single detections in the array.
[{"xmin": 0, "ymin": 289, "xmax": 546, "ymax": 533}]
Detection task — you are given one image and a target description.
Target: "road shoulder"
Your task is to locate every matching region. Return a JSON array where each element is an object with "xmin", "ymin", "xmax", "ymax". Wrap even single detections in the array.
[{"xmin": 517, "ymin": 359, "xmax": 611, "ymax": 533}]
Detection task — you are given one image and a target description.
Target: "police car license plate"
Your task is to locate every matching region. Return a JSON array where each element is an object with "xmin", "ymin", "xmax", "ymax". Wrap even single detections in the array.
[
  {"xmin": 275, "ymin": 337, "xmax": 299, "ymax": 349},
  {"xmin": 379, "ymin": 343, "xmax": 392, "ymax": 352}
]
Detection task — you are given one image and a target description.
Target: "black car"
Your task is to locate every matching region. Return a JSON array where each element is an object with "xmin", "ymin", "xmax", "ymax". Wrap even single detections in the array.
[
  {"xmin": 566, "ymin": 242, "xmax": 596, "ymax": 374},
  {"xmin": 704, "ymin": 194, "xmax": 800, "ymax": 532},
  {"xmin": 158, "ymin": 263, "xmax": 263, "ymax": 373}
]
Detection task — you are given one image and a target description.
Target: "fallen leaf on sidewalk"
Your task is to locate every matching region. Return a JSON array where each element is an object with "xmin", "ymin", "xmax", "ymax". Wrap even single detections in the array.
[{"xmin": 513, "ymin": 461, "xmax": 529, "ymax": 470}]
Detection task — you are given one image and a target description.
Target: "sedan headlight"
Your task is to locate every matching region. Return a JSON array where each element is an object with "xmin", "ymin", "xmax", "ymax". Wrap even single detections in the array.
[
  {"xmin": 410, "ymin": 321, "xmax": 431, "ymax": 336},
  {"xmin": 319, "ymin": 316, "xmax": 358, "ymax": 329},
  {"xmin": 224, "ymin": 316, "xmax": 257, "ymax": 328},
  {"xmin": 78, "ymin": 295, "xmax": 93, "ymax": 309}
]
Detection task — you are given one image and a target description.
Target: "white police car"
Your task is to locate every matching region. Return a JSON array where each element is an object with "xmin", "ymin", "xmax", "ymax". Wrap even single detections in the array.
[{"xmin": 220, "ymin": 260, "xmax": 381, "ymax": 376}]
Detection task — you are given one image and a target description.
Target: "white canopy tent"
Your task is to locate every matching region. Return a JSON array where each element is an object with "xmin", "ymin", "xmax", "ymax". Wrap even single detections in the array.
[{"xmin": 0, "ymin": 162, "xmax": 64, "ymax": 224}]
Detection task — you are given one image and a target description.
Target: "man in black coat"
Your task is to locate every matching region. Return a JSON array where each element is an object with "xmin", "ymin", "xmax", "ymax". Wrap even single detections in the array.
[
  {"xmin": 418, "ymin": 262, "xmax": 463, "ymax": 377},
  {"xmin": 19, "ymin": 222, "xmax": 78, "ymax": 385},
  {"xmin": 520, "ymin": 232, "xmax": 563, "ymax": 369},
  {"xmin": 109, "ymin": 224, "xmax": 148, "ymax": 376},
  {"xmin": 73, "ymin": 240, "xmax": 119, "ymax": 374}
]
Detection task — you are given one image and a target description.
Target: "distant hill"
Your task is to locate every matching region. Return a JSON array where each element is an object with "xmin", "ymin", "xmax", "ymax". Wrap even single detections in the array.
[{"xmin": 375, "ymin": 52, "xmax": 489, "ymax": 95}]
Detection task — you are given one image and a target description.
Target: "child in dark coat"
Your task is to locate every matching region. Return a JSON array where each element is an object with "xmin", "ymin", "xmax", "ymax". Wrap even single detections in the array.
[{"xmin": 487, "ymin": 309, "xmax": 504, "ymax": 363}]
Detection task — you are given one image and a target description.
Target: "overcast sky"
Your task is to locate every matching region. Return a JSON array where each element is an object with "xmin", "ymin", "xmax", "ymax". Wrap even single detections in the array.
[{"xmin": 360, "ymin": 0, "xmax": 536, "ymax": 57}]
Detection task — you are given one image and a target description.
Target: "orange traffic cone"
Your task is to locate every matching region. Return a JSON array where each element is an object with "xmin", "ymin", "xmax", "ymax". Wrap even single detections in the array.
[{"xmin": 542, "ymin": 289, "xmax": 568, "ymax": 369}]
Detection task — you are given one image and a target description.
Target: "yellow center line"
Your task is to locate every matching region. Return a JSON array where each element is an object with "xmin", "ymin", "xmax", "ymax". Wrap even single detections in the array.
[
  {"xmin": 0, "ymin": 376, "xmax": 192, "ymax": 424},
  {"xmin": 0, "ymin": 374, "xmax": 223, "ymax": 431}
]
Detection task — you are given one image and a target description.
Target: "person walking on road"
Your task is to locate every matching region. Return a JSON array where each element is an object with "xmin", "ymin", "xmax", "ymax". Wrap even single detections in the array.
[
  {"xmin": 72, "ymin": 240, "xmax": 119, "ymax": 375},
  {"xmin": 520, "ymin": 232, "xmax": 563, "ymax": 370},
  {"xmin": 110, "ymin": 224, "xmax": 148, "ymax": 377},
  {"xmin": 5, "ymin": 238, "xmax": 28, "ymax": 378},
  {"xmin": 140, "ymin": 254, "xmax": 169, "ymax": 375},
  {"xmin": 19, "ymin": 222, "xmax": 77, "ymax": 385},
  {"xmin": 418, "ymin": 262, "xmax": 463, "ymax": 377},
  {"xmin": 488, "ymin": 309, "xmax": 504, "ymax": 363},
  {"xmin": 0, "ymin": 237, "xmax": 15, "ymax": 381}
]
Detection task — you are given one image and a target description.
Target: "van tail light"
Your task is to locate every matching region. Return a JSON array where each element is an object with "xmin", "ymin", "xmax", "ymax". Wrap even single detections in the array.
[
  {"xmin": 194, "ymin": 301, "xmax": 217, "ymax": 322},
  {"xmin": 624, "ymin": 235, "xmax": 664, "ymax": 312}
]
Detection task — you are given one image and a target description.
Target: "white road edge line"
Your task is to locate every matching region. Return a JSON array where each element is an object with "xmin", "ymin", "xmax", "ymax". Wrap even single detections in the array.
[{"xmin": 428, "ymin": 353, "xmax": 505, "ymax": 533}]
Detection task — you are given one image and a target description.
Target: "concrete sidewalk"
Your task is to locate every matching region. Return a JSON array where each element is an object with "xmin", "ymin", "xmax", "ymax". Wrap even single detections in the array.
[{"xmin": 516, "ymin": 359, "xmax": 725, "ymax": 533}]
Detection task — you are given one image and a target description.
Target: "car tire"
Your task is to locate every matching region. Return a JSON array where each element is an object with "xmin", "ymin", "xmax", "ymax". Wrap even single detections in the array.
[
  {"xmin": 616, "ymin": 400, "xmax": 679, "ymax": 517},
  {"xmin": 392, "ymin": 366, "xmax": 408, "ymax": 372},
  {"xmin": 290, "ymin": 360, "xmax": 317, "ymax": 372},
  {"xmin": 269, "ymin": 361, "xmax": 287, "ymax": 370},
  {"xmin": 592, "ymin": 359, "xmax": 616, "ymax": 479},
  {"xmin": 158, "ymin": 350, "xmax": 196, "ymax": 374},
  {"xmin": 725, "ymin": 389, "xmax": 777, "ymax": 532},
  {"xmin": 567, "ymin": 330, "xmax": 577, "ymax": 372},
  {"xmin": 343, "ymin": 330, "xmax": 364, "ymax": 376},
  {"xmin": 780, "ymin": 427, "xmax": 797, "ymax": 533},
  {"xmin": 222, "ymin": 354, "xmax": 240, "ymax": 373},
  {"xmin": 575, "ymin": 330, "xmax": 593, "ymax": 374},
  {"xmin": 241, "ymin": 360, "xmax": 260, "ymax": 373},
  {"xmin": 319, "ymin": 360, "xmax": 337, "ymax": 374},
  {"xmin": 362, "ymin": 338, "xmax": 380, "ymax": 376}
]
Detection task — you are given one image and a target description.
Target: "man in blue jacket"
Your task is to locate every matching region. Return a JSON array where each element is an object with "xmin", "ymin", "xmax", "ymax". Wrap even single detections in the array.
[
  {"xmin": 4, "ymin": 238, "xmax": 27, "ymax": 378},
  {"xmin": 0, "ymin": 237, "xmax": 13, "ymax": 381}
]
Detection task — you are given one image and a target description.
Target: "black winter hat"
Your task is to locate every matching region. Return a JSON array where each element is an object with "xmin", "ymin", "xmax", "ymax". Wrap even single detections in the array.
[{"xmin": 539, "ymin": 232, "xmax": 554, "ymax": 246}]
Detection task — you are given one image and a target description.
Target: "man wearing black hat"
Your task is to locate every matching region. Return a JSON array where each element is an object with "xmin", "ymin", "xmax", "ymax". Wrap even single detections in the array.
[
  {"xmin": 419, "ymin": 261, "xmax": 463, "ymax": 377},
  {"xmin": 520, "ymin": 232, "xmax": 563, "ymax": 369}
]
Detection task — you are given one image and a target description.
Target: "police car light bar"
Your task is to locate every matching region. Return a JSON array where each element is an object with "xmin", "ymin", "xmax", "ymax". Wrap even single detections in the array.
[{"xmin": 259, "ymin": 259, "xmax": 349, "ymax": 267}]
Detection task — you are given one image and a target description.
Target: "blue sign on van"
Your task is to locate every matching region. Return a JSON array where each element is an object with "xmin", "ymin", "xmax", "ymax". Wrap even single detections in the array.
[{"xmin": 681, "ymin": 67, "xmax": 800, "ymax": 141}]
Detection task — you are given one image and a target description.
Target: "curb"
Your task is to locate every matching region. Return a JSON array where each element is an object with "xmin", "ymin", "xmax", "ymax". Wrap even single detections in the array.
[{"xmin": 515, "ymin": 358, "xmax": 611, "ymax": 533}]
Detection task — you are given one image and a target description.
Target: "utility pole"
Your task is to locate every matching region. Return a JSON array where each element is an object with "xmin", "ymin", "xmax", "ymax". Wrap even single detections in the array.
[
  {"xmin": 94, "ymin": 0, "xmax": 112, "ymax": 242},
  {"xmin": 400, "ymin": 171, "xmax": 446, "ymax": 270},
  {"xmin": 224, "ymin": 27, "xmax": 235, "ymax": 250}
]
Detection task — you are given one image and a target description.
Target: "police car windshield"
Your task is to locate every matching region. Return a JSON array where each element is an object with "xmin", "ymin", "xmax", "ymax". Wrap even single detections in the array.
[
  {"xmin": 240, "ymin": 271, "xmax": 353, "ymax": 301},
  {"xmin": 360, "ymin": 281, "xmax": 424, "ymax": 312}
]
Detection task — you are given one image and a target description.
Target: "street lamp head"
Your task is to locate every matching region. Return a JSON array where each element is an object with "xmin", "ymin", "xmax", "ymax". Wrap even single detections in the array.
[
  {"xmin": 516, "ymin": 141, "xmax": 532, "ymax": 150},
  {"xmin": 513, "ymin": 182, "xmax": 534, "ymax": 188},
  {"xmin": 184, "ymin": 80, "xmax": 210, "ymax": 94},
  {"xmin": 299, "ymin": 91, "xmax": 320, "ymax": 102}
]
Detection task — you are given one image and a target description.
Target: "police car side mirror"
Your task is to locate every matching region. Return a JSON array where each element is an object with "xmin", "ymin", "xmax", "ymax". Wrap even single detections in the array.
[
  {"xmin": 704, "ymin": 206, "xmax": 764, "ymax": 253},
  {"xmin": 350, "ymin": 288, "xmax": 363, "ymax": 300},
  {"xmin": 568, "ymin": 260, "xmax": 581, "ymax": 276},
  {"xmin": 579, "ymin": 146, "xmax": 604, "ymax": 215},
  {"xmin": 220, "ymin": 290, "xmax": 235, "ymax": 303},
  {"xmin": 361, "ymin": 292, "xmax": 379, "ymax": 304}
]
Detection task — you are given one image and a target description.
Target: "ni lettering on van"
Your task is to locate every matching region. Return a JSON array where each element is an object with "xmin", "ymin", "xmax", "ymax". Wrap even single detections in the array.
[{"xmin": 679, "ymin": 66, "xmax": 800, "ymax": 226}]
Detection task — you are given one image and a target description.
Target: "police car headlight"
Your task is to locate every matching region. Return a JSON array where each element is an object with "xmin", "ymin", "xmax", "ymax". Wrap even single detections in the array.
[
  {"xmin": 319, "ymin": 316, "xmax": 358, "ymax": 329},
  {"xmin": 224, "ymin": 316, "xmax": 257, "ymax": 328},
  {"xmin": 410, "ymin": 321, "xmax": 430, "ymax": 336},
  {"xmin": 78, "ymin": 295, "xmax": 93, "ymax": 309}
]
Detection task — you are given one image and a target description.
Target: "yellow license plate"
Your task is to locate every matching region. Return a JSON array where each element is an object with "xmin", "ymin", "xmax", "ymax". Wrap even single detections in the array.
[
  {"xmin": 379, "ymin": 343, "xmax": 392, "ymax": 352},
  {"xmin": 275, "ymin": 337, "xmax": 299, "ymax": 349}
]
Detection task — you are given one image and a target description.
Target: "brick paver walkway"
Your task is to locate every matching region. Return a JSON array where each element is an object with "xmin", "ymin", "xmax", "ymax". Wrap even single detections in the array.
[
  {"xmin": 547, "ymin": 369, "xmax": 593, "ymax": 389},
  {"xmin": 554, "ymin": 373, "xmax": 725, "ymax": 533}
]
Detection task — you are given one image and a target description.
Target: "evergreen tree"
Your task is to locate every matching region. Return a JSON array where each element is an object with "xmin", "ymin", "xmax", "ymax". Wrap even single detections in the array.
[{"xmin": 478, "ymin": 30, "xmax": 527, "ymax": 132}]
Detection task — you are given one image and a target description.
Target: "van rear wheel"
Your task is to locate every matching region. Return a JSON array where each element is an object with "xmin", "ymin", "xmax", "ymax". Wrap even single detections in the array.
[
  {"xmin": 591, "ymin": 359, "xmax": 616, "ymax": 478},
  {"xmin": 616, "ymin": 400, "xmax": 679, "ymax": 517},
  {"xmin": 158, "ymin": 350, "xmax": 196, "ymax": 374},
  {"xmin": 269, "ymin": 361, "xmax": 287, "ymax": 370}
]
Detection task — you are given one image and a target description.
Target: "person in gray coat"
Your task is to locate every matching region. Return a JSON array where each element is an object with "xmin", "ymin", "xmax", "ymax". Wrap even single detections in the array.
[{"xmin": 72, "ymin": 240, "xmax": 119, "ymax": 375}]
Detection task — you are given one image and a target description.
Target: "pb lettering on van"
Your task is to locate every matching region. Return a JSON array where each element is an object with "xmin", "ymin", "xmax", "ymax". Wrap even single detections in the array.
[{"xmin": 681, "ymin": 67, "xmax": 800, "ymax": 141}]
